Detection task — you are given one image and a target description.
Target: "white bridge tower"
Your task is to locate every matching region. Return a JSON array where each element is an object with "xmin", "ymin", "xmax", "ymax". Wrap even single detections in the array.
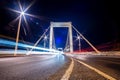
[{"xmin": 49, "ymin": 22, "xmax": 73, "ymax": 53}]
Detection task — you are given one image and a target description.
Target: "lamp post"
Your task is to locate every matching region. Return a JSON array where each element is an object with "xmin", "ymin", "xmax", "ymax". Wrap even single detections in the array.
[
  {"xmin": 44, "ymin": 35, "xmax": 47, "ymax": 48},
  {"xmin": 14, "ymin": 12, "xmax": 25, "ymax": 56},
  {"xmin": 8, "ymin": 0, "xmax": 40, "ymax": 55},
  {"xmin": 77, "ymin": 35, "xmax": 81, "ymax": 52}
]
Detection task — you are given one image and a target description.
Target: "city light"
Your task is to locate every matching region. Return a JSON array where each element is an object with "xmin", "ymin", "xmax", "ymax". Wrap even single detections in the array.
[
  {"xmin": 44, "ymin": 35, "xmax": 47, "ymax": 40},
  {"xmin": 77, "ymin": 36, "xmax": 80, "ymax": 39},
  {"xmin": 21, "ymin": 11, "xmax": 25, "ymax": 15},
  {"xmin": 43, "ymin": 35, "xmax": 48, "ymax": 48},
  {"xmin": 76, "ymin": 34, "xmax": 81, "ymax": 51},
  {"xmin": 7, "ymin": 0, "xmax": 37, "ymax": 56}
]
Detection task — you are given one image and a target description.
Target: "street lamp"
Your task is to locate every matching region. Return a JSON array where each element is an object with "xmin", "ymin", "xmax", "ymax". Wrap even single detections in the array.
[
  {"xmin": 8, "ymin": 1, "xmax": 35, "ymax": 56},
  {"xmin": 21, "ymin": 11, "xmax": 25, "ymax": 15},
  {"xmin": 14, "ymin": 11, "xmax": 26, "ymax": 56},
  {"xmin": 77, "ymin": 36, "xmax": 80, "ymax": 39},
  {"xmin": 44, "ymin": 35, "xmax": 48, "ymax": 48},
  {"xmin": 44, "ymin": 35, "xmax": 47, "ymax": 40},
  {"xmin": 77, "ymin": 35, "xmax": 81, "ymax": 52}
]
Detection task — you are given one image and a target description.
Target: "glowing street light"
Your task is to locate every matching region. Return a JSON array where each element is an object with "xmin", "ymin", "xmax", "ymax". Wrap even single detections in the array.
[
  {"xmin": 44, "ymin": 35, "xmax": 48, "ymax": 48},
  {"xmin": 14, "ymin": 6, "xmax": 26, "ymax": 56},
  {"xmin": 77, "ymin": 34, "xmax": 81, "ymax": 52},
  {"xmin": 44, "ymin": 35, "xmax": 47, "ymax": 40},
  {"xmin": 8, "ymin": 0, "xmax": 36, "ymax": 56},
  {"xmin": 21, "ymin": 11, "xmax": 25, "ymax": 15},
  {"xmin": 77, "ymin": 36, "xmax": 80, "ymax": 39}
]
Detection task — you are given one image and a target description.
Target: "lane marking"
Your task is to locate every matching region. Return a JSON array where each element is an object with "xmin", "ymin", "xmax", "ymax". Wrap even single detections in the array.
[
  {"xmin": 61, "ymin": 58, "xmax": 74, "ymax": 80},
  {"xmin": 75, "ymin": 59, "xmax": 116, "ymax": 80}
]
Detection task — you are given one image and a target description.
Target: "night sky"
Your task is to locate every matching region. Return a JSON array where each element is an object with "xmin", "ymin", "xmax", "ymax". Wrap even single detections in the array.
[{"xmin": 0, "ymin": 0, "xmax": 119, "ymax": 50}]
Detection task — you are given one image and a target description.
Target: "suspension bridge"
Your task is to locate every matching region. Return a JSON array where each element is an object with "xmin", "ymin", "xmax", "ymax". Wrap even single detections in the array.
[
  {"xmin": 34, "ymin": 22, "xmax": 99, "ymax": 54},
  {"xmin": 0, "ymin": 22, "xmax": 100, "ymax": 55},
  {"xmin": 0, "ymin": 0, "xmax": 120, "ymax": 79}
]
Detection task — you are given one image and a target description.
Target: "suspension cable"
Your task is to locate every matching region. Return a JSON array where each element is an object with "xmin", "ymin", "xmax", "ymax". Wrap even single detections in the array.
[
  {"xmin": 72, "ymin": 25, "xmax": 100, "ymax": 54},
  {"xmin": 27, "ymin": 27, "xmax": 50, "ymax": 55},
  {"xmin": 64, "ymin": 29, "xmax": 69, "ymax": 51}
]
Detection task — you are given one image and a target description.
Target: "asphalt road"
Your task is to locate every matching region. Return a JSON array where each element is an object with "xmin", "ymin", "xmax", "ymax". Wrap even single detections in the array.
[
  {"xmin": 0, "ymin": 54, "xmax": 120, "ymax": 80},
  {"xmin": 69, "ymin": 54, "xmax": 120, "ymax": 80},
  {"xmin": 0, "ymin": 54, "xmax": 70, "ymax": 80}
]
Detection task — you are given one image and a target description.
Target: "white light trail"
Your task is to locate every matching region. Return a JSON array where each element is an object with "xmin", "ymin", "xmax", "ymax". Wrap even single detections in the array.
[{"xmin": 0, "ymin": 39, "xmax": 60, "ymax": 54}]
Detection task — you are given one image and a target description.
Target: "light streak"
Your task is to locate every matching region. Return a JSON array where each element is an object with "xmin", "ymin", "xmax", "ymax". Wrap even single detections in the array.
[
  {"xmin": 7, "ymin": 8, "xmax": 21, "ymax": 14},
  {"xmin": 0, "ymin": 39, "xmax": 59, "ymax": 54},
  {"xmin": 18, "ymin": 0, "xmax": 23, "ymax": 11},
  {"xmin": 24, "ymin": 0, "xmax": 36, "ymax": 12},
  {"xmin": 9, "ymin": 16, "xmax": 21, "ymax": 26},
  {"xmin": 23, "ymin": 26, "xmax": 27, "ymax": 36},
  {"xmin": 23, "ymin": 15, "xmax": 30, "ymax": 32}
]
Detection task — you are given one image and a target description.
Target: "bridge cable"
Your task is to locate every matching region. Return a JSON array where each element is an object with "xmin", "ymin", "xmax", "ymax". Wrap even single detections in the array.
[
  {"xmin": 27, "ymin": 27, "xmax": 50, "ymax": 55},
  {"xmin": 64, "ymin": 29, "xmax": 69, "ymax": 52},
  {"xmin": 72, "ymin": 25, "xmax": 100, "ymax": 53}
]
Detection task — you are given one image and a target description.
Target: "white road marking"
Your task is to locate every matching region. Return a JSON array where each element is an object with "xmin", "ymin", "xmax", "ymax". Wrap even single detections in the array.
[
  {"xmin": 75, "ymin": 59, "xmax": 116, "ymax": 80},
  {"xmin": 61, "ymin": 58, "xmax": 74, "ymax": 80}
]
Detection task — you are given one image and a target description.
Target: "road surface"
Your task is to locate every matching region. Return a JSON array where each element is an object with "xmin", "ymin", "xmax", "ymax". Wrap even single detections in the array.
[{"xmin": 0, "ymin": 54, "xmax": 120, "ymax": 80}]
